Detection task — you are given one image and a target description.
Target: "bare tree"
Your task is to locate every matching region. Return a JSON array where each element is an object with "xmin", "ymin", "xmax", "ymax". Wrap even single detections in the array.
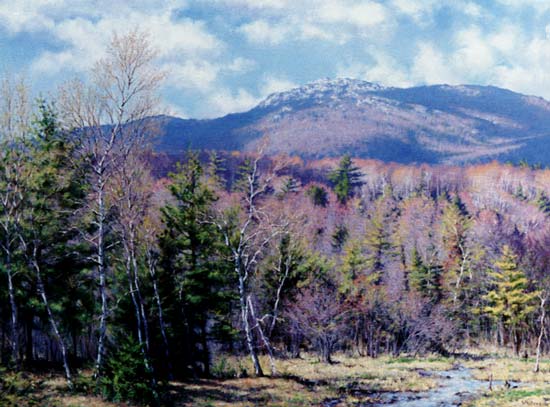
[
  {"xmin": 112, "ymin": 151, "xmax": 156, "ymax": 372},
  {"xmin": 59, "ymin": 29, "xmax": 164, "ymax": 376},
  {"xmin": 213, "ymin": 147, "xmax": 287, "ymax": 376},
  {"xmin": 285, "ymin": 283, "xmax": 348, "ymax": 364},
  {"xmin": 0, "ymin": 76, "xmax": 31, "ymax": 367},
  {"xmin": 143, "ymin": 204, "xmax": 172, "ymax": 378},
  {"xmin": 534, "ymin": 291, "xmax": 547, "ymax": 373}
]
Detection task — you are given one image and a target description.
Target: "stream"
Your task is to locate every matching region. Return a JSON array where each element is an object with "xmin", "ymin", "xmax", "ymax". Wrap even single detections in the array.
[
  {"xmin": 324, "ymin": 365, "xmax": 522, "ymax": 407},
  {"xmin": 372, "ymin": 365, "xmax": 506, "ymax": 406}
]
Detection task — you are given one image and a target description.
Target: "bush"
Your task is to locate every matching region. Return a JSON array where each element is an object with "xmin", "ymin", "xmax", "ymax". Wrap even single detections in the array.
[
  {"xmin": 0, "ymin": 368, "xmax": 38, "ymax": 406},
  {"xmin": 100, "ymin": 338, "xmax": 160, "ymax": 406}
]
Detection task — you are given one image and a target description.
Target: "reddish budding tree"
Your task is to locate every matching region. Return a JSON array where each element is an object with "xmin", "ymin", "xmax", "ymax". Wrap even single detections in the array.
[{"xmin": 285, "ymin": 283, "xmax": 348, "ymax": 363}]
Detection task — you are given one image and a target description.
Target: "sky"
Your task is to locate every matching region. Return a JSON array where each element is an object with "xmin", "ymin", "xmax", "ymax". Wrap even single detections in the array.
[{"xmin": 2, "ymin": 1, "xmax": 550, "ymax": 118}]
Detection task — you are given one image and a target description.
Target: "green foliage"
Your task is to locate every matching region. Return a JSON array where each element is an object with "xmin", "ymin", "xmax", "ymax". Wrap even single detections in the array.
[
  {"xmin": 306, "ymin": 184, "xmax": 328, "ymax": 207},
  {"xmin": 328, "ymin": 154, "xmax": 362, "ymax": 204},
  {"xmin": 536, "ymin": 191, "xmax": 550, "ymax": 215},
  {"xmin": 160, "ymin": 151, "xmax": 232, "ymax": 376},
  {"xmin": 364, "ymin": 200, "xmax": 394, "ymax": 273},
  {"xmin": 210, "ymin": 356, "xmax": 239, "ymax": 379},
  {"xmin": 0, "ymin": 368, "xmax": 37, "ymax": 406},
  {"xmin": 331, "ymin": 224, "xmax": 348, "ymax": 251},
  {"xmin": 100, "ymin": 338, "xmax": 160, "ymax": 405},
  {"xmin": 409, "ymin": 246, "xmax": 442, "ymax": 301},
  {"xmin": 484, "ymin": 246, "xmax": 538, "ymax": 328}
]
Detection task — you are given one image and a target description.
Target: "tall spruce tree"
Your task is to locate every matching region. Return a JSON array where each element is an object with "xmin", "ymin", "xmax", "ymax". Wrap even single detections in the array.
[
  {"xmin": 328, "ymin": 154, "xmax": 362, "ymax": 204},
  {"xmin": 484, "ymin": 246, "xmax": 538, "ymax": 355},
  {"xmin": 160, "ymin": 152, "xmax": 229, "ymax": 377},
  {"xmin": 18, "ymin": 100, "xmax": 87, "ymax": 385}
]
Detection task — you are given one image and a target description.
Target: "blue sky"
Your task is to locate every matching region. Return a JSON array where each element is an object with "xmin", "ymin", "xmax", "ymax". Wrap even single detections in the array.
[{"xmin": 2, "ymin": 1, "xmax": 550, "ymax": 118}]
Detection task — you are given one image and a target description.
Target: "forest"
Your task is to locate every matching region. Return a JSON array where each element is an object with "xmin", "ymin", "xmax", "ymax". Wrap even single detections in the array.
[{"xmin": 4, "ymin": 31, "xmax": 550, "ymax": 406}]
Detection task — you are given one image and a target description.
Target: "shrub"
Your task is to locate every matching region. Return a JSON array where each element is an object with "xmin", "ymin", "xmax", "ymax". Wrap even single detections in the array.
[{"xmin": 100, "ymin": 338, "xmax": 160, "ymax": 406}]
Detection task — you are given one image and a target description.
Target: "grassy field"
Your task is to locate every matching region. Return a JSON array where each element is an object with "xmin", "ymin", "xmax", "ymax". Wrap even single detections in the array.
[{"xmin": 5, "ymin": 352, "xmax": 550, "ymax": 406}]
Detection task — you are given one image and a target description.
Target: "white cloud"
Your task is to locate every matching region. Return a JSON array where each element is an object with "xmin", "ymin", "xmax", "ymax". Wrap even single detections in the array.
[
  {"xmin": 492, "ymin": 37, "xmax": 550, "ymax": 98},
  {"xmin": 31, "ymin": 9, "xmax": 223, "ymax": 81},
  {"xmin": 0, "ymin": 0, "xmax": 60, "ymax": 33},
  {"xmin": 165, "ymin": 60, "xmax": 220, "ymax": 90},
  {"xmin": 391, "ymin": 0, "xmax": 439, "ymax": 22},
  {"xmin": 226, "ymin": 57, "xmax": 256, "ymax": 73},
  {"xmin": 317, "ymin": 1, "xmax": 387, "ymax": 28},
  {"xmin": 411, "ymin": 43, "xmax": 458, "ymax": 85},
  {"xmin": 488, "ymin": 25, "xmax": 523, "ymax": 54},
  {"xmin": 495, "ymin": 0, "xmax": 550, "ymax": 13},
  {"xmin": 463, "ymin": 2, "xmax": 483, "ymax": 17},
  {"xmin": 210, "ymin": 0, "xmax": 293, "ymax": 10},
  {"xmin": 239, "ymin": 19, "xmax": 290, "ymax": 45},
  {"xmin": 207, "ymin": 88, "xmax": 259, "ymax": 116},
  {"xmin": 260, "ymin": 76, "xmax": 297, "ymax": 96},
  {"xmin": 453, "ymin": 26, "xmax": 495, "ymax": 73},
  {"xmin": 338, "ymin": 52, "xmax": 412, "ymax": 87},
  {"xmin": 237, "ymin": 0, "xmax": 392, "ymax": 45}
]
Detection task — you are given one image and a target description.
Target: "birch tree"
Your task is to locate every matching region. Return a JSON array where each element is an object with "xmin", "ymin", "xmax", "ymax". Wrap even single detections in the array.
[
  {"xmin": 59, "ymin": 29, "xmax": 163, "ymax": 376},
  {"xmin": 0, "ymin": 76, "xmax": 31, "ymax": 367},
  {"xmin": 213, "ymin": 150, "xmax": 287, "ymax": 376}
]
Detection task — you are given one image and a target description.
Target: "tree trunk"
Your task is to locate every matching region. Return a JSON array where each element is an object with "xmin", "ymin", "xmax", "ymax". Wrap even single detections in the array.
[
  {"xmin": 33, "ymin": 257, "xmax": 72, "ymax": 387},
  {"xmin": 6, "ymin": 258, "xmax": 19, "ymax": 368},
  {"xmin": 94, "ymin": 181, "xmax": 108, "ymax": 378},
  {"xmin": 147, "ymin": 250, "xmax": 172, "ymax": 378},
  {"xmin": 201, "ymin": 321, "xmax": 210, "ymax": 377},
  {"xmin": 238, "ymin": 270, "xmax": 263, "ymax": 376},
  {"xmin": 534, "ymin": 297, "xmax": 546, "ymax": 373},
  {"xmin": 248, "ymin": 296, "xmax": 276, "ymax": 376}
]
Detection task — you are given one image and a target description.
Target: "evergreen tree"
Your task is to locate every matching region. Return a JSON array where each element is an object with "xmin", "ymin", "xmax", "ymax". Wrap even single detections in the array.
[
  {"xmin": 19, "ymin": 100, "xmax": 88, "ymax": 385},
  {"xmin": 160, "ymin": 152, "xmax": 229, "ymax": 377},
  {"xmin": 306, "ymin": 185, "xmax": 328, "ymax": 207},
  {"xmin": 328, "ymin": 154, "xmax": 362, "ymax": 204},
  {"xmin": 331, "ymin": 224, "xmax": 348, "ymax": 251},
  {"xmin": 536, "ymin": 191, "xmax": 550, "ymax": 215},
  {"xmin": 484, "ymin": 246, "xmax": 538, "ymax": 355},
  {"xmin": 409, "ymin": 246, "xmax": 441, "ymax": 301}
]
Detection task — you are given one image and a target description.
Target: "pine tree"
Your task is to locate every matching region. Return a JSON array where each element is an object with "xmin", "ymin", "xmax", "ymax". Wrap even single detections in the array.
[
  {"xmin": 484, "ymin": 246, "xmax": 538, "ymax": 355},
  {"xmin": 306, "ymin": 185, "xmax": 328, "ymax": 207},
  {"xmin": 536, "ymin": 191, "xmax": 550, "ymax": 215},
  {"xmin": 331, "ymin": 224, "xmax": 348, "ymax": 251},
  {"xmin": 328, "ymin": 154, "xmax": 362, "ymax": 204},
  {"xmin": 160, "ymin": 152, "xmax": 229, "ymax": 377},
  {"xmin": 18, "ymin": 100, "xmax": 87, "ymax": 386},
  {"xmin": 409, "ymin": 246, "xmax": 441, "ymax": 301}
]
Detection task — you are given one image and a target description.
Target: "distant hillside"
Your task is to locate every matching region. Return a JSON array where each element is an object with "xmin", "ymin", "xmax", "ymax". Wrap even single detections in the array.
[{"xmin": 151, "ymin": 78, "xmax": 550, "ymax": 165}]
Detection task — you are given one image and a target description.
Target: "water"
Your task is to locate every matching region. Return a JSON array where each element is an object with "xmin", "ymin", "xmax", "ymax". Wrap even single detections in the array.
[
  {"xmin": 323, "ymin": 365, "xmax": 522, "ymax": 407},
  {"xmin": 372, "ymin": 366, "xmax": 519, "ymax": 407}
]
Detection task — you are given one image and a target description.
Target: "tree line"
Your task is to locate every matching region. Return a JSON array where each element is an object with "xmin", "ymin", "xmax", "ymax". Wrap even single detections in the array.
[{"xmin": 2, "ymin": 30, "xmax": 550, "ymax": 404}]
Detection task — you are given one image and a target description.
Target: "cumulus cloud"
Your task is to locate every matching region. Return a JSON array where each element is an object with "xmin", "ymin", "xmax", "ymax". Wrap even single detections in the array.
[
  {"xmin": 9, "ymin": 0, "xmax": 550, "ymax": 117},
  {"xmin": 411, "ymin": 43, "xmax": 459, "ymax": 85},
  {"xmin": 260, "ymin": 76, "xmax": 297, "ymax": 96},
  {"xmin": 317, "ymin": 1, "xmax": 387, "ymax": 28},
  {"xmin": 236, "ymin": 0, "xmax": 392, "ymax": 45},
  {"xmin": 207, "ymin": 88, "xmax": 259, "ymax": 116},
  {"xmin": 239, "ymin": 19, "xmax": 291, "ymax": 45},
  {"xmin": 337, "ymin": 52, "xmax": 412, "ymax": 88}
]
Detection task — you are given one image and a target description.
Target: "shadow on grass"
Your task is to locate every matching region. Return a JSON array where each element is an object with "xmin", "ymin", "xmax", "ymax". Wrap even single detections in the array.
[{"xmin": 174, "ymin": 379, "xmax": 276, "ymax": 405}]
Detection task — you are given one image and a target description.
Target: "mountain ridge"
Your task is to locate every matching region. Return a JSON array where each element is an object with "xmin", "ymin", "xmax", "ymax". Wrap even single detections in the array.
[{"xmin": 152, "ymin": 79, "xmax": 550, "ymax": 165}]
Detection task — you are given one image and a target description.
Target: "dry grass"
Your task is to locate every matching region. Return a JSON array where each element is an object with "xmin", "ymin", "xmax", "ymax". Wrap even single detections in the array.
[
  {"xmin": 177, "ymin": 353, "xmax": 453, "ymax": 407},
  {"xmin": 459, "ymin": 349, "xmax": 550, "ymax": 407},
  {"xmin": 13, "ymin": 351, "xmax": 550, "ymax": 406}
]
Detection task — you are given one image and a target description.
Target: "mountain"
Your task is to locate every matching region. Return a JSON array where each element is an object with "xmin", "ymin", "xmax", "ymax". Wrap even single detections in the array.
[{"xmin": 152, "ymin": 78, "xmax": 550, "ymax": 165}]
